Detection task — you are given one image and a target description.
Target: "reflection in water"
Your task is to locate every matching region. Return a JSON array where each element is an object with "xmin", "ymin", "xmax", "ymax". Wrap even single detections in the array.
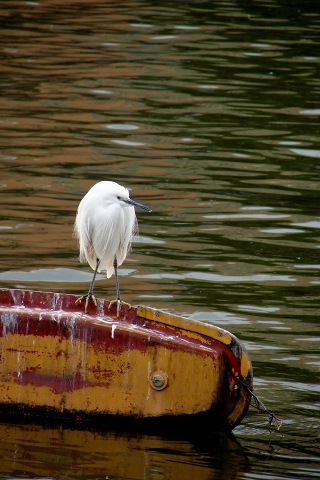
[
  {"xmin": 0, "ymin": 421, "xmax": 247, "ymax": 480},
  {"xmin": 0, "ymin": 0, "xmax": 319, "ymax": 479}
]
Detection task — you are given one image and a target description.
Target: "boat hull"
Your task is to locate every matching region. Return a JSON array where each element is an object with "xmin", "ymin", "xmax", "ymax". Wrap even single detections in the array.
[{"xmin": 0, "ymin": 288, "xmax": 252, "ymax": 429}]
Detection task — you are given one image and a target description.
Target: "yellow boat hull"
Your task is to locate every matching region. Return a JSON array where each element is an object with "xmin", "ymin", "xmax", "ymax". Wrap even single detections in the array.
[{"xmin": 0, "ymin": 288, "xmax": 253, "ymax": 430}]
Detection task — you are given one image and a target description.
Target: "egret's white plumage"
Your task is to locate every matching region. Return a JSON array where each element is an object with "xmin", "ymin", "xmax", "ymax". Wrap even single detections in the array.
[
  {"xmin": 75, "ymin": 181, "xmax": 136, "ymax": 277},
  {"xmin": 74, "ymin": 181, "xmax": 151, "ymax": 314}
]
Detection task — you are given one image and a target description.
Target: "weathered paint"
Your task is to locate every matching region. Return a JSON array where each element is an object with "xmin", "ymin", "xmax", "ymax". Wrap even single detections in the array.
[{"xmin": 0, "ymin": 288, "xmax": 253, "ymax": 429}]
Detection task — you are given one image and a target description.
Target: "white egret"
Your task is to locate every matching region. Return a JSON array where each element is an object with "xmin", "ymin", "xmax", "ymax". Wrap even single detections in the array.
[{"xmin": 74, "ymin": 181, "xmax": 152, "ymax": 315}]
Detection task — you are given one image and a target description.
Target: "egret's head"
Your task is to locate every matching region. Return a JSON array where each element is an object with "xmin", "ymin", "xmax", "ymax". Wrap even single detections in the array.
[{"xmin": 93, "ymin": 181, "xmax": 152, "ymax": 212}]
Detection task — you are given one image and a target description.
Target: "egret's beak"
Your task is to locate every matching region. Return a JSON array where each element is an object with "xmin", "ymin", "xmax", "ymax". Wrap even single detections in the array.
[{"xmin": 124, "ymin": 198, "xmax": 152, "ymax": 212}]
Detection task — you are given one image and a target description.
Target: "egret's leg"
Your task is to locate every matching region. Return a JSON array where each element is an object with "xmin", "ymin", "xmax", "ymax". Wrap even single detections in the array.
[
  {"xmin": 113, "ymin": 256, "xmax": 121, "ymax": 301},
  {"xmin": 75, "ymin": 258, "xmax": 100, "ymax": 312},
  {"xmin": 113, "ymin": 256, "xmax": 122, "ymax": 317},
  {"xmin": 109, "ymin": 256, "xmax": 131, "ymax": 317}
]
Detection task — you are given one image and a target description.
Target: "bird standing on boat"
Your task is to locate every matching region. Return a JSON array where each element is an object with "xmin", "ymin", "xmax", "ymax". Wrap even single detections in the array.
[{"xmin": 74, "ymin": 181, "xmax": 152, "ymax": 315}]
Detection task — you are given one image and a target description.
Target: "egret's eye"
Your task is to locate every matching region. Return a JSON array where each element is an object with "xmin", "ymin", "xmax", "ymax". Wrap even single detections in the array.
[{"xmin": 117, "ymin": 196, "xmax": 121, "ymax": 200}]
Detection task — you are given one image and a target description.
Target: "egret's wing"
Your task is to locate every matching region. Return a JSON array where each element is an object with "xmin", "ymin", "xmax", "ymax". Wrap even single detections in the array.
[
  {"xmin": 116, "ymin": 206, "xmax": 137, "ymax": 267},
  {"xmin": 90, "ymin": 203, "xmax": 123, "ymax": 277},
  {"xmin": 75, "ymin": 194, "xmax": 138, "ymax": 278}
]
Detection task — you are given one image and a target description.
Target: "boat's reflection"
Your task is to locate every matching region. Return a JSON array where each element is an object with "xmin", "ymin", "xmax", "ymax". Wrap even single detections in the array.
[{"xmin": 0, "ymin": 419, "xmax": 249, "ymax": 480}]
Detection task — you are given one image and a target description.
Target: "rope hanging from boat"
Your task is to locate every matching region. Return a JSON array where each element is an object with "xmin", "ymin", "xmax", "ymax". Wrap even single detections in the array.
[{"xmin": 236, "ymin": 376, "xmax": 283, "ymax": 431}]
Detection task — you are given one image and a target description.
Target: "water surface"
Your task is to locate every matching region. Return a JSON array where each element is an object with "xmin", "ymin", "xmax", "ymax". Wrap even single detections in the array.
[{"xmin": 0, "ymin": 1, "xmax": 319, "ymax": 479}]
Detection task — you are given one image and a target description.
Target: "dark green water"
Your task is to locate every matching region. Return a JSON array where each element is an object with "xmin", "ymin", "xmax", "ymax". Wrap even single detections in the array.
[{"xmin": 0, "ymin": 1, "xmax": 319, "ymax": 479}]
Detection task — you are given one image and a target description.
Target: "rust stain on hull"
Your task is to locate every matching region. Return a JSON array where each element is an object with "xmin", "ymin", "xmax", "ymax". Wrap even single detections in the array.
[{"xmin": 0, "ymin": 288, "xmax": 253, "ymax": 429}]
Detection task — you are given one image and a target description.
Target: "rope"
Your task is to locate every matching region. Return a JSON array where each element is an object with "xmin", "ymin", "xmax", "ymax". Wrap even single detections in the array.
[{"xmin": 235, "ymin": 376, "xmax": 283, "ymax": 431}]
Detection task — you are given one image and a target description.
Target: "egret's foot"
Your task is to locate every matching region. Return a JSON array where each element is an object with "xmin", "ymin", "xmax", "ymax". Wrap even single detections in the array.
[
  {"xmin": 108, "ymin": 299, "xmax": 132, "ymax": 317},
  {"xmin": 75, "ymin": 293, "xmax": 97, "ymax": 313}
]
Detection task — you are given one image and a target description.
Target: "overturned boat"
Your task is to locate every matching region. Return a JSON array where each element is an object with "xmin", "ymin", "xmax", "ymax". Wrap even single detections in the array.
[{"xmin": 0, "ymin": 288, "xmax": 253, "ymax": 430}]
